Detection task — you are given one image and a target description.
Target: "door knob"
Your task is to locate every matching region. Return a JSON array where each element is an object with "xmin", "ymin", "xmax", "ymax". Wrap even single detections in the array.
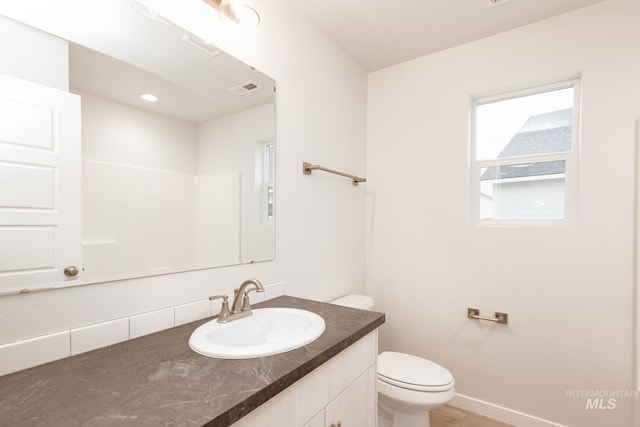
[{"xmin": 64, "ymin": 265, "xmax": 79, "ymax": 277}]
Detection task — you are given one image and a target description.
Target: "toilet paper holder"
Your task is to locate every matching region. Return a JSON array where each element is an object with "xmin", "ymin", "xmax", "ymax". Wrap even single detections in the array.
[{"xmin": 467, "ymin": 308, "xmax": 508, "ymax": 324}]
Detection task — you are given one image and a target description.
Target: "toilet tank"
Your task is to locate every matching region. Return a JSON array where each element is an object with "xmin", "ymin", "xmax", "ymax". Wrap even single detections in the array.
[{"xmin": 330, "ymin": 294, "xmax": 374, "ymax": 310}]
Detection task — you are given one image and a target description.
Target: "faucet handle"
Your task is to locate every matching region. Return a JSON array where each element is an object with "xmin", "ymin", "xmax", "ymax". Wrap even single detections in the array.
[
  {"xmin": 240, "ymin": 291, "xmax": 252, "ymax": 312},
  {"xmin": 209, "ymin": 295, "xmax": 231, "ymax": 323}
]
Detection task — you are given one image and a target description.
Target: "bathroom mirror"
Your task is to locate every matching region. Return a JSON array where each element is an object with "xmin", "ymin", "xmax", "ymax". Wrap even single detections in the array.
[{"xmin": 0, "ymin": 0, "xmax": 275, "ymax": 290}]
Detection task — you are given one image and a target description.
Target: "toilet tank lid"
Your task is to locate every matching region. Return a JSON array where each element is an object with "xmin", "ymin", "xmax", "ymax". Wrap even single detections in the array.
[{"xmin": 330, "ymin": 294, "xmax": 374, "ymax": 310}]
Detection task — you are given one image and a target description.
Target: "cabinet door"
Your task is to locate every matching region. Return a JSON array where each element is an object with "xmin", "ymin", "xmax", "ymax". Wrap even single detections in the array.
[
  {"xmin": 0, "ymin": 74, "xmax": 81, "ymax": 293},
  {"xmin": 325, "ymin": 365, "xmax": 377, "ymax": 427}
]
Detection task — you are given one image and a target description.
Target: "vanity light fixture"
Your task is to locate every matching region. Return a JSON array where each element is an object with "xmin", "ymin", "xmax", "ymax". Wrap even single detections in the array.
[
  {"xmin": 139, "ymin": 93, "xmax": 159, "ymax": 102},
  {"xmin": 181, "ymin": 35, "xmax": 220, "ymax": 57},
  {"xmin": 487, "ymin": 0, "xmax": 515, "ymax": 7},
  {"xmin": 131, "ymin": 0, "xmax": 171, "ymax": 25},
  {"xmin": 202, "ymin": 0, "xmax": 260, "ymax": 28}
]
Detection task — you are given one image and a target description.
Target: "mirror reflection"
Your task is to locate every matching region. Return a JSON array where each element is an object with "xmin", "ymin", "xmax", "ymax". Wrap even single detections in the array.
[
  {"xmin": 0, "ymin": 0, "xmax": 275, "ymax": 289},
  {"xmin": 75, "ymin": 43, "xmax": 275, "ymax": 283}
]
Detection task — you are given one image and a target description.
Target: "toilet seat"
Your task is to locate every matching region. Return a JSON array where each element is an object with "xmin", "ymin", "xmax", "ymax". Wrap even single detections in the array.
[{"xmin": 378, "ymin": 351, "xmax": 454, "ymax": 393}]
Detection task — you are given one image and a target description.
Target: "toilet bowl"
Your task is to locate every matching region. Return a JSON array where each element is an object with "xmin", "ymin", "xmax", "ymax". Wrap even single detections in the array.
[{"xmin": 331, "ymin": 295, "xmax": 455, "ymax": 427}]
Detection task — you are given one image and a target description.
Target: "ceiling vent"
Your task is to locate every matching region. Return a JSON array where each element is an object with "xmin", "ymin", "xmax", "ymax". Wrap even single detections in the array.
[
  {"xmin": 229, "ymin": 82, "xmax": 260, "ymax": 95},
  {"xmin": 487, "ymin": 0, "xmax": 514, "ymax": 7}
]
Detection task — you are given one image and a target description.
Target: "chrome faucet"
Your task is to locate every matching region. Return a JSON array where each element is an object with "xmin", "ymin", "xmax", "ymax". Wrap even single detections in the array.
[{"xmin": 209, "ymin": 279, "xmax": 264, "ymax": 323}]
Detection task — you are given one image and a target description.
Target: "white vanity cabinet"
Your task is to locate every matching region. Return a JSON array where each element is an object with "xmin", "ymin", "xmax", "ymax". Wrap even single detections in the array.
[
  {"xmin": 231, "ymin": 330, "xmax": 378, "ymax": 427},
  {"xmin": 303, "ymin": 365, "xmax": 376, "ymax": 427},
  {"xmin": 322, "ymin": 364, "xmax": 377, "ymax": 427}
]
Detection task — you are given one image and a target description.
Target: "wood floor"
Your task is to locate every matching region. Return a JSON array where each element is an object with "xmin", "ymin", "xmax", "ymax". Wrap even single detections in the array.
[{"xmin": 430, "ymin": 405, "xmax": 514, "ymax": 427}]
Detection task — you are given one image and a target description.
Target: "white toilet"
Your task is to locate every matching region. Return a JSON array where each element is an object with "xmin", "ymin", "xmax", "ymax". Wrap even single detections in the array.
[{"xmin": 331, "ymin": 295, "xmax": 455, "ymax": 427}]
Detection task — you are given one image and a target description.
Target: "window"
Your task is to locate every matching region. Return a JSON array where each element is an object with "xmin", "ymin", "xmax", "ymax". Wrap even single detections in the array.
[
  {"xmin": 262, "ymin": 142, "xmax": 274, "ymax": 222},
  {"xmin": 470, "ymin": 80, "xmax": 580, "ymax": 226}
]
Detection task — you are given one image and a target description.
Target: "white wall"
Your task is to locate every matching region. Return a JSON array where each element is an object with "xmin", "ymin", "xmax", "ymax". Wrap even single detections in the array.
[
  {"xmin": 79, "ymin": 90, "xmax": 197, "ymax": 174},
  {"xmin": 366, "ymin": 0, "xmax": 639, "ymax": 426},
  {"xmin": 196, "ymin": 103, "xmax": 275, "ymax": 263},
  {"xmin": 194, "ymin": 170, "xmax": 241, "ymax": 266},
  {"xmin": 0, "ymin": 0, "xmax": 366, "ymax": 352},
  {"xmin": 0, "ymin": 15, "xmax": 68, "ymax": 91},
  {"xmin": 79, "ymin": 91, "xmax": 197, "ymax": 281}
]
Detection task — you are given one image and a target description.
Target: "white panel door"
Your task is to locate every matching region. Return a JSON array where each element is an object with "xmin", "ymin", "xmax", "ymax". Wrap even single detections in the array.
[{"xmin": 0, "ymin": 74, "xmax": 81, "ymax": 293}]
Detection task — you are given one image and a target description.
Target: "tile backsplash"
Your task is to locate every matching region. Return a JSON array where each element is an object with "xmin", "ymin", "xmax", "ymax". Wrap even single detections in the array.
[
  {"xmin": 0, "ymin": 281, "xmax": 285, "ymax": 377},
  {"xmin": 129, "ymin": 307, "xmax": 175, "ymax": 340},
  {"xmin": 0, "ymin": 331, "xmax": 70, "ymax": 377},
  {"xmin": 70, "ymin": 317, "xmax": 129, "ymax": 356}
]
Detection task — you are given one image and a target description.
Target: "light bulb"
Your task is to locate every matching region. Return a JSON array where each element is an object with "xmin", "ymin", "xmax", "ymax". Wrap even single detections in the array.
[{"xmin": 219, "ymin": 0, "xmax": 260, "ymax": 28}]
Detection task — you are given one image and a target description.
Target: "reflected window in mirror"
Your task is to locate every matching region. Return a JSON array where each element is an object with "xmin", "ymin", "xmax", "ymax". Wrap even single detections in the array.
[{"xmin": 262, "ymin": 141, "xmax": 275, "ymax": 223}]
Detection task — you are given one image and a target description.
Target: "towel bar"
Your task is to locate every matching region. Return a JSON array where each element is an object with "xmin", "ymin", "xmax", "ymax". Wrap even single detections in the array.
[
  {"xmin": 467, "ymin": 308, "xmax": 508, "ymax": 324},
  {"xmin": 302, "ymin": 162, "xmax": 366, "ymax": 186}
]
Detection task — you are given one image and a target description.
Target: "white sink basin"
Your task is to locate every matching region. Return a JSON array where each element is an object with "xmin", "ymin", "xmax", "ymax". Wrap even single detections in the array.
[{"xmin": 189, "ymin": 307, "xmax": 326, "ymax": 359}]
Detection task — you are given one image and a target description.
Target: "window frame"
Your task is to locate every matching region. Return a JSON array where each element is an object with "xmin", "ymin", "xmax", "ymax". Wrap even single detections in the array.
[
  {"xmin": 262, "ymin": 141, "xmax": 274, "ymax": 223},
  {"xmin": 469, "ymin": 79, "xmax": 581, "ymax": 227}
]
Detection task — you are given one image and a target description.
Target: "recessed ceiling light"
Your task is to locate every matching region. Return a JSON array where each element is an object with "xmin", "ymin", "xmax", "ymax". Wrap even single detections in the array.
[{"xmin": 140, "ymin": 93, "xmax": 159, "ymax": 102}]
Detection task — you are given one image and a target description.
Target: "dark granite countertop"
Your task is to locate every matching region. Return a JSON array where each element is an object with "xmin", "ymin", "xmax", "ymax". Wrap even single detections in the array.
[{"xmin": 0, "ymin": 295, "xmax": 384, "ymax": 426}]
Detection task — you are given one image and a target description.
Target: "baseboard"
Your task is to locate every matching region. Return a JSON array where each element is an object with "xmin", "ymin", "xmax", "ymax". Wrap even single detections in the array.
[{"xmin": 450, "ymin": 393, "xmax": 566, "ymax": 427}]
